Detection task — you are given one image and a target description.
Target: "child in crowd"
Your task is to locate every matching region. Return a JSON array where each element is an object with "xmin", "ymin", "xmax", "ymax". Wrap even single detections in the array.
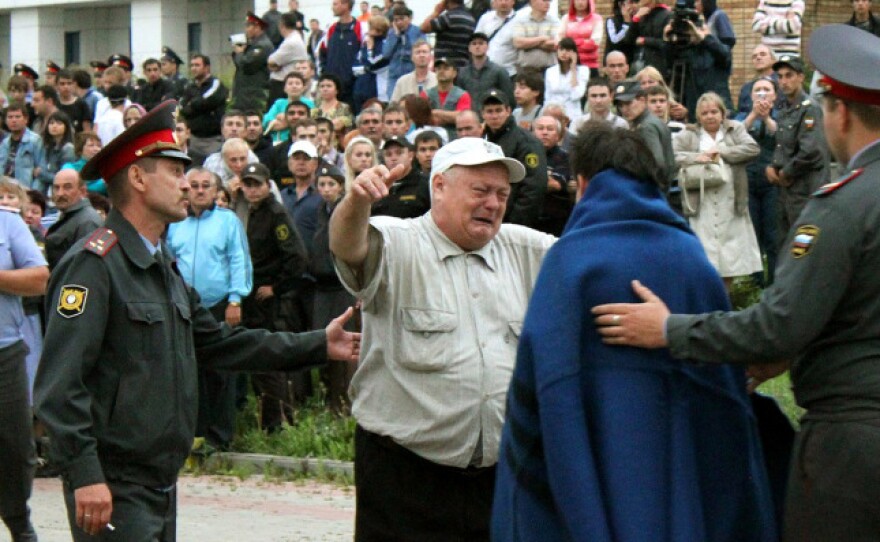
[
  {"xmin": 38, "ymin": 111, "xmax": 76, "ymax": 195},
  {"xmin": 263, "ymin": 73, "xmax": 316, "ymax": 144}
]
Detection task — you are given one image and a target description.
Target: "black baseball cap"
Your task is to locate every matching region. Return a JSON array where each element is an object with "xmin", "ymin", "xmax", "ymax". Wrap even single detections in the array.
[
  {"xmin": 380, "ymin": 135, "xmax": 414, "ymax": 151},
  {"xmin": 772, "ymin": 54, "xmax": 805, "ymax": 74}
]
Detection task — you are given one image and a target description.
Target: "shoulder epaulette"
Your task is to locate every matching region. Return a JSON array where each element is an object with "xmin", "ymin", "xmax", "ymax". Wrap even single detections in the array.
[
  {"xmin": 812, "ymin": 168, "xmax": 864, "ymax": 198},
  {"xmin": 83, "ymin": 227, "xmax": 118, "ymax": 256}
]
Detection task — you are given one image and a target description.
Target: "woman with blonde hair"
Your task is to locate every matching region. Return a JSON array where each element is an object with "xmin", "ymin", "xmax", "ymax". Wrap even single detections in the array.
[
  {"xmin": 636, "ymin": 66, "xmax": 689, "ymax": 121},
  {"xmin": 343, "ymin": 136, "xmax": 378, "ymax": 192},
  {"xmin": 673, "ymin": 92, "xmax": 761, "ymax": 290}
]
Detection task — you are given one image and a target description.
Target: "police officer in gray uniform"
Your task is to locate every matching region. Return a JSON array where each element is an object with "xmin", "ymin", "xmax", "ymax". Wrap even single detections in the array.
[
  {"xmin": 766, "ymin": 55, "xmax": 830, "ymax": 241},
  {"xmin": 592, "ymin": 24, "xmax": 880, "ymax": 541},
  {"xmin": 34, "ymin": 100, "xmax": 359, "ymax": 542}
]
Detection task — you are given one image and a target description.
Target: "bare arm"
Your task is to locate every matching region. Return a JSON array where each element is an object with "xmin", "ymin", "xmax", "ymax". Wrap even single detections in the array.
[
  {"xmin": 0, "ymin": 266, "xmax": 49, "ymax": 296},
  {"xmin": 329, "ymin": 164, "xmax": 406, "ymax": 269}
]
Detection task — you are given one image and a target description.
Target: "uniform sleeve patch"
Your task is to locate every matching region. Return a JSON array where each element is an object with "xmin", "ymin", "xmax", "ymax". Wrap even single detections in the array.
[
  {"xmin": 57, "ymin": 285, "xmax": 88, "ymax": 318},
  {"xmin": 804, "ymin": 115, "xmax": 815, "ymax": 130},
  {"xmin": 275, "ymin": 224, "xmax": 291, "ymax": 241},
  {"xmin": 524, "ymin": 153, "xmax": 539, "ymax": 168},
  {"xmin": 791, "ymin": 225, "xmax": 820, "ymax": 258}
]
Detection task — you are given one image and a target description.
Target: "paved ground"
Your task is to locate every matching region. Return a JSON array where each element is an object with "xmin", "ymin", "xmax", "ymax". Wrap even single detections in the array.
[{"xmin": 2, "ymin": 476, "xmax": 355, "ymax": 542}]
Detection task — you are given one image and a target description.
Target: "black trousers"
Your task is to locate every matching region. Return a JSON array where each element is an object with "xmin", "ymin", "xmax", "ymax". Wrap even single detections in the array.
[
  {"xmin": 355, "ymin": 426, "xmax": 495, "ymax": 542},
  {"xmin": 195, "ymin": 301, "xmax": 237, "ymax": 448},
  {"xmin": 783, "ymin": 419, "xmax": 880, "ymax": 542},
  {"xmin": 64, "ymin": 480, "xmax": 176, "ymax": 542},
  {"xmin": 0, "ymin": 341, "xmax": 37, "ymax": 539}
]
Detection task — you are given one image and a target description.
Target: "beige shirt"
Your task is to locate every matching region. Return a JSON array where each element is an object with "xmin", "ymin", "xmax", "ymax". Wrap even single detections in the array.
[
  {"xmin": 335, "ymin": 213, "xmax": 554, "ymax": 468},
  {"xmin": 389, "ymin": 71, "xmax": 438, "ymax": 104}
]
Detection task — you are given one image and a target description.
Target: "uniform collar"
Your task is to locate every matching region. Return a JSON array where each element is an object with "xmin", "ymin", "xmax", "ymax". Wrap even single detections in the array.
[
  {"xmin": 848, "ymin": 138, "xmax": 880, "ymax": 170},
  {"xmin": 424, "ymin": 213, "xmax": 496, "ymax": 271},
  {"xmin": 104, "ymin": 208, "xmax": 161, "ymax": 269}
]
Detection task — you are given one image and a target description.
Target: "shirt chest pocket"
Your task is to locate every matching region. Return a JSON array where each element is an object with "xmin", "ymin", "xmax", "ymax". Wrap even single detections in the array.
[
  {"xmin": 397, "ymin": 308, "xmax": 459, "ymax": 372},
  {"xmin": 126, "ymin": 302, "xmax": 166, "ymax": 361}
]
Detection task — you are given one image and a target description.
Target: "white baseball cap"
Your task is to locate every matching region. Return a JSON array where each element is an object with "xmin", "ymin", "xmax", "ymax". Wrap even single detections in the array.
[
  {"xmin": 288, "ymin": 140, "xmax": 319, "ymax": 158},
  {"xmin": 429, "ymin": 138, "xmax": 525, "ymax": 183}
]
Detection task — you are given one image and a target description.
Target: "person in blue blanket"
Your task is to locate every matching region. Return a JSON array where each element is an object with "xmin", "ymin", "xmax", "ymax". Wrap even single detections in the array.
[{"xmin": 491, "ymin": 121, "xmax": 778, "ymax": 542}]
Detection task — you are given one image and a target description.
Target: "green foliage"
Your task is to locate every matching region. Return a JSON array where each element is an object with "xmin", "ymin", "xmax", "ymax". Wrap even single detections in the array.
[{"xmin": 231, "ymin": 391, "xmax": 356, "ymax": 462}]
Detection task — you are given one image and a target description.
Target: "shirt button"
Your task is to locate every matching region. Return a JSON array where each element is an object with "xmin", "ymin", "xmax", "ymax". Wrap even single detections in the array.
[{"xmin": 472, "ymin": 292, "xmax": 479, "ymax": 298}]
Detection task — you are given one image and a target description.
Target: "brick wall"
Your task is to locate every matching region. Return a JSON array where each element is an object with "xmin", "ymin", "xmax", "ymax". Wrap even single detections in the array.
[{"xmin": 559, "ymin": 0, "xmax": 854, "ymax": 104}]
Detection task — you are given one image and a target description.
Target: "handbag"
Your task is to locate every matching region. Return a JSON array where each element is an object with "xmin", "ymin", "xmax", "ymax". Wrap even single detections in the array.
[{"xmin": 679, "ymin": 161, "xmax": 725, "ymax": 217}]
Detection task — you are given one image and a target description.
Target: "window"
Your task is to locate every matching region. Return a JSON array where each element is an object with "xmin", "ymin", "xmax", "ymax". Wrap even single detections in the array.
[
  {"xmin": 188, "ymin": 23, "xmax": 202, "ymax": 55},
  {"xmin": 64, "ymin": 32, "xmax": 80, "ymax": 66}
]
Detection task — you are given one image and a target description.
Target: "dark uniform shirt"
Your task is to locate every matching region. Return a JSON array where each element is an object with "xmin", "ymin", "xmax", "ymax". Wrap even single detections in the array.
[
  {"xmin": 539, "ymin": 144, "xmax": 574, "ymax": 236},
  {"xmin": 134, "ymin": 79, "xmax": 174, "ymax": 111},
  {"xmin": 179, "ymin": 76, "xmax": 229, "ymax": 138},
  {"xmin": 484, "ymin": 116, "xmax": 547, "ymax": 228},
  {"xmin": 246, "ymin": 195, "xmax": 308, "ymax": 296},
  {"xmin": 771, "ymin": 91, "xmax": 830, "ymax": 237},
  {"xmin": 232, "ymin": 33, "xmax": 275, "ymax": 111},
  {"xmin": 44, "ymin": 199, "xmax": 103, "ymax": 269},
  {"xmin": 34, "ymin": 209, "xmax": 326, "ymax": 491},
  {"xmin": 631, "ymin": 109, "xmax": 675, "ymax": 193},
  {"xmin": 370, "ymin": 167, "xmax": 431, "ymax": 219}
]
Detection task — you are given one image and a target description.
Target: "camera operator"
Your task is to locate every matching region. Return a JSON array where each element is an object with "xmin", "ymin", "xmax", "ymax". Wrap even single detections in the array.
[
  {"xmin": 621, "ymin": 0, "xmax": 672, "ymax": 79},
  {"xmin": 663, "ymin": 0, "xmax": 733, "ymax": 121}
]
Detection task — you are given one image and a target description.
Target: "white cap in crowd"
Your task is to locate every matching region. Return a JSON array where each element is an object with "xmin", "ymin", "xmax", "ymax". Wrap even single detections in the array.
[{"xmin": 429, "ymin": 138, "xmax": 525, "ymax": 183}]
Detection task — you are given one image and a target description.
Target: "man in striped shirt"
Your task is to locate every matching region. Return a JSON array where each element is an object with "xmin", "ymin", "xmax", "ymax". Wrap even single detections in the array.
[
  {"xmin": 419, "ymin": 0, "xmax": 476, "ymax": 67},
  {"xmin": 752, "ymin": 0, "xmax": 804, "ymax": 57}
]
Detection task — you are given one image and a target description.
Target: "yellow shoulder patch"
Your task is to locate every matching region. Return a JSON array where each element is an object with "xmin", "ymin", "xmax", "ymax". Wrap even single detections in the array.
[
  {"xmin": 275, "ymin": 224, "xmax": 290, "ymax": 241},
  {"xmin": 57, "ymin": 285, "xmax": 88, "ymax": 318},
  {"xmin": 791, "ymin": 225, "xmax": 820, "ymax": 259},
  {"xmin": 524, "ymin": 153, "xmax": 539, "ymax": 168}
]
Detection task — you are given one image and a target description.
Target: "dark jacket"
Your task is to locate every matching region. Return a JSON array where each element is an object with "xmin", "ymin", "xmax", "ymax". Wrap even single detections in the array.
[
  {"xmin": 134, "ymin": 79, "xmax": 174, "ymax": 111},
  {"xmin": 179, "ymin": 75, "xmax": 229, "ymax": 138},
  {"xmin": 34, "ymin": 210, "xmax": 327, "ymax": 490},
  {"xmin": 232, "ymin": 32, "xmax": 275, "ymax": 111},
  {"xmin": 631, "ymin": 109, "xmax": 675, "ymax": 192},
  {"xmin": 622, "ymin": 5, "xmax": 672, "ymax": 78},
  {"xmin": 847, "ymin": 11, "xmax": 880, "ymax": 37},
  {"xmin": 320, "ymin": 19, "xmax": 364, "ymax": 100},
  {"xmin": 456, "ymin": 60, "xmax": 514, "ymax": 113},
  {"xmin": 370, "ymin": 167, "xmax": 431, "ymax": 219},
  {"xmin": 676, "ymin": 34, "xmax": 733, "ymax": 120},
  {"xmin": 44, "ymin": 199, "xmax": 103, "ymax": 269},
  {"xmin": 484, "ymin": 116, "xmax": 547, "ymax": 228},
  {"xmin": 245, "ymin": 196, "xmax": 308, "ymax": 296}
]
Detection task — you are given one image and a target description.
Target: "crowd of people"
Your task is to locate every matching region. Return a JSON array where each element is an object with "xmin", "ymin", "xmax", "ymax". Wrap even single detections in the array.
[{"xmin": 2, "ymin": 0, "xmax": 880, "ymax": 539}]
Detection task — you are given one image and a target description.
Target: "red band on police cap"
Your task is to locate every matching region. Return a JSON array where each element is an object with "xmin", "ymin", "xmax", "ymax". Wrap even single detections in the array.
[
  {"xmin": 98, "ymin": 128, "xmax": 180, "ymax": 181},
  {"xmin": 819, "ymin": 75, "xmax": 880, "ymax": 106}
]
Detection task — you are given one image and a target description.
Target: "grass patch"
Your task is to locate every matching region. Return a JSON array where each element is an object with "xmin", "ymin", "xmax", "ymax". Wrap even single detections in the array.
[{"xmin": 231, "ymin": 389, "xmax": 356, "ymax": 462}]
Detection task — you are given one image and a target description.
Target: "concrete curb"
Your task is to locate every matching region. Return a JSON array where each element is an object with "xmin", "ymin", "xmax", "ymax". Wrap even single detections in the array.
[{"xmin": 205, "ymin": 452, "xmax": 354, "ymax": 478}]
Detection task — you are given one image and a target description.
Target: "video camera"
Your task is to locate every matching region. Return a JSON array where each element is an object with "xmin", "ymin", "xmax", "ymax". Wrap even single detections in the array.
[{"xmin": 668, "ymin": 0, "xmax": 701, "ymax": 46}]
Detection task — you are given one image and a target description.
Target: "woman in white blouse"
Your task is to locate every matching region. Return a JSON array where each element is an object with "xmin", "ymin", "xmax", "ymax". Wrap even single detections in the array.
[{"xmin": 543, "ymin": 38, "xmax": 591, "ymax": 126}]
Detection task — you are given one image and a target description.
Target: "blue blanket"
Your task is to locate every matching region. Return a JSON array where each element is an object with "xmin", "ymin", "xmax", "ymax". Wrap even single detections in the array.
[{"xmin": 491, "ymin": 169, "xmax": 777, "ymax": 541}]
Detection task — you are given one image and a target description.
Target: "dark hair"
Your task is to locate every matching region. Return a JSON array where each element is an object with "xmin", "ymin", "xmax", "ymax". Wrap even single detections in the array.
[
  {"xmin": 318, "ymin": 73, "xmax": 342, "ymax": 93},
  {"xmin": 391, "ymin": 5, "xmax": 413, "ymax": 17},
  {"xmin": 570, "ymin": 121, "xmax": 661, "ymax": 186},
  {"xmin": 71, "ymin": 69, "xmax": 92, "ymax": 89},
  {"xmin": 142, "ymin": 58, "xmax": 160, "ymax": 70},
  {"xmin": 414, "ymin": 130, "xmax": 443, "ymax": 147},
  {"xmin": 87, "ymin": 192, "xmax": 111, "ymax": 214},
  {"xmin": 7, "ymin": 75, "xmax": 29, "ymax": 92},
  {"xmin": 645, "ymin": 85, "xmax": 670, "ymax": 98},
  {"xmin": 35, "ymin": 85, "xmax": 59, "ymax": 104},
  {"xmin": 315, "ymin": 116, "xmax": 334, "ymax": 130},
  {"xmin": 402, "ymin": 95, "xmax": 433, "ymax": 127},
  {"xmin": 280, "ymin": 12, "xmax": 299, "ymax": 29},
  {"xmin": 514, "ymin": 71, "xmax": 545, "ymax": 103},
  {"xmin": 191, "ymin": 54, "xmax": 211, "ymax": 67},
  {"xmin": 558, "ymin": 37, "xmax": 578, "ymax": 55},
  {"xmin": 27, "ymin": 189, "xmax": 46, "ymax": 214},
  {"xmin": 243, "ymin": 109, "xmax": 262, "ymax": 119},
  {"xmin": 286, "ymin": 100, "xmax": 310, "ymax": 114},
  {"xmin": 56, "ymin": 69, "xmax": 74, "ymax": 82},
  {"xmin": 284, "ymin": 72, "xmax": 307, "ymax": 86},
  {"xmin": 6, "ymin": 101, "xmax": 29, "ymax": 118},
  {"xmin": 586, "ymin": 77, "xmax": 613, "ymax": 94},
  {"xmin": 41, "ymin": 110, "xmax": 74, "ymax": 147}
]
